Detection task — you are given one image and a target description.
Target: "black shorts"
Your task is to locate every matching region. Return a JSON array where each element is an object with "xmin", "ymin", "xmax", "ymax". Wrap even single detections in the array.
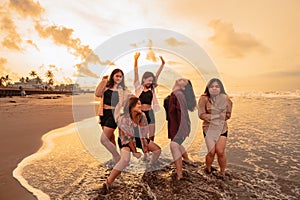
[
  {"xmin": 203, "ymin": 131, "xmax": 228, "ymax": 138},
  {"xmin": 100, "ymin": 109, "xmax": 117, "ymax": 129},
  {"xmin": 171, "ymin": 137, "xmax": 186, "ymax": 145},
  {"xmin": 118, "ymin": 137, "xmax": 151, "ymax": 152},
  {"xmin": 142, "ymin": 109, "xmax": 155, "ymax": 124}
]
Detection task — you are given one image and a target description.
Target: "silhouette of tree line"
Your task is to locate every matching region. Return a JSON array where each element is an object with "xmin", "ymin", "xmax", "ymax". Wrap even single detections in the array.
[{"xmin": 0, "ymin": 70, "xmax": 74, "ymax": 90}]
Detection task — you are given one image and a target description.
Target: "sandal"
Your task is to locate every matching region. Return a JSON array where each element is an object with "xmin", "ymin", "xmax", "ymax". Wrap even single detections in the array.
[{"xmin": 99, "ymin": 181, "xmax": 109, "ymax": 195}]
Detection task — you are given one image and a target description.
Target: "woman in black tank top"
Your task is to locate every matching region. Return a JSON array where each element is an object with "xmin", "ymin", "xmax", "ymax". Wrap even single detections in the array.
[
  {"xmin": 133, "ymin": 52, "xmax": 165, "ymax": 141},
  {"xmin": 95, "ymin": 68, "xmax": 129, "ymax": 164},
  {"xmin": 139, "ymin": 90, "xmax": 153, "ymax": 105},
  {"xmin": 103, "ymin": 89, "xmax": 119, "ymax": 107}
]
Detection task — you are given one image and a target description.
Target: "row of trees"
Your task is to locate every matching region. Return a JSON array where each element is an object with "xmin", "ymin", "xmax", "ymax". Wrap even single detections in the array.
[
  {"xmin": 0, "ymin": 70, "xmax": 55, "ymax": 87},
  {"xmin": 0, "ymin": 75, "xmax": 11, "ymax": 87}
]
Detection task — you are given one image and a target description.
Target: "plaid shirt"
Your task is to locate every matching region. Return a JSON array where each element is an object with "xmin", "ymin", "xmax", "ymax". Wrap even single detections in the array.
[{"xmin": 117, "ymin": 113, "xmax": 149, "ymax": 148}]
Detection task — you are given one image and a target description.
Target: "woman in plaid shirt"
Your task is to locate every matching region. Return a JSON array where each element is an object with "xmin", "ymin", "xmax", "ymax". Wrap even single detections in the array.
[{"xmin": 101, "ymin": 96, "xmax": 161, "ymax": 194}]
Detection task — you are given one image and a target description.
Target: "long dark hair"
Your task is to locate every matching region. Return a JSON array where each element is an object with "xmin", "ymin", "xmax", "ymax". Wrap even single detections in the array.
[
  {"xmin": 106, "ymin": 68, "xmax": 126, "ymax": 89},
  {"xmin": 141, "ymin": 71, "xmax": 157, "ymax": 89},
  {"xmin": 203, "ymin": 78, "xmax": 226, "ymax": 98},
  {"xmin": 123, "ymin": 96, "xmax": 140, "ymax": 119},
  {"xmin": 183, "ymin": 80, "xmax": 196, "ymax": 111}
]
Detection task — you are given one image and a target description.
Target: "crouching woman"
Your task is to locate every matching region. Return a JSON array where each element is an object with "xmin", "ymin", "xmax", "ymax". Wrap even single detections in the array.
[{"xmin": 101, "ymin": 96, "xmax": 161, "ymax": 194}]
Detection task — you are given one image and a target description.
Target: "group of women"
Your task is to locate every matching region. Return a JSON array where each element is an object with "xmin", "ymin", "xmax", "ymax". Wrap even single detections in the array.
[{"xmin": 95, "ymin": 53, "xmax": 233, "ymax": 194}]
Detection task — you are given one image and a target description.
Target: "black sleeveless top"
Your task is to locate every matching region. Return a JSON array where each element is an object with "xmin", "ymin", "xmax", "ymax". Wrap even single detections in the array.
[
  {"xmin": 139, "ymin": 90, "xmax": 153, "ymax": 105},
  {"xmin": 133, "ymin": 125, "xmax": 139, "ymax": 137},
  {"xmin": 103, "ymin": 89, "xmax": 119, "ymax": 107}
]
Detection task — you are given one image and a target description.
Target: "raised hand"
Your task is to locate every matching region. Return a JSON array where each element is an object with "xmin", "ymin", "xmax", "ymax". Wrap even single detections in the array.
[
  {"xmin": 159, "ymin": 56, "xmax": 165, "ymax": 65},
  {"xmin": 134, "ymin": 52, "xmax": 140, "ymax": 61},
  {"xmin": 102, "ymin": 75, "xmax": 109, "ymax": 80}
]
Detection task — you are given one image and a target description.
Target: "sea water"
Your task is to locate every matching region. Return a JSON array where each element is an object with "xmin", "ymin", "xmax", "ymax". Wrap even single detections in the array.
[{"xmin": 13, "ymin": 92, "xmax": 300, "ymax": 199}]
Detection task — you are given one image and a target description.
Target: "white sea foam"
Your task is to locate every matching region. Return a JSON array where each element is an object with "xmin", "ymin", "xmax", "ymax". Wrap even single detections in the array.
[{"xmin": 13, "ymin": 123, "xmax": 77, "ymax": 200}]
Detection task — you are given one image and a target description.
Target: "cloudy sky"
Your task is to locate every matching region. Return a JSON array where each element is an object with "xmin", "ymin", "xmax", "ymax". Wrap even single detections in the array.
[{"xmin": 0, "ymin": 0, "xmax": 299, "ymax": 92}]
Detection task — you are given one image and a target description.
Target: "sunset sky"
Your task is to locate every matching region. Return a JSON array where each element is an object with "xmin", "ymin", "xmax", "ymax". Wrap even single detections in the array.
[{"xmin": 0, "ymin": 0, "xmax": 299, "ymax": 92}]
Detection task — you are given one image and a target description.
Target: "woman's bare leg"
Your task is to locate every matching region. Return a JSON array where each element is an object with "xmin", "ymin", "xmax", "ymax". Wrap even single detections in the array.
[
  {"xmin": 215, "ymin": 136, "xmax": 227, "ymax": 173},
  {"xmin": 147, "ymin": 141, "xmax": 161, "ymax": 163},
  {"xmin": 107, "ymin": 148, "xmax": 131, "ymax": 185},
  {"xmin": 205, "ymin": 147, "xmax": 216, "ymax": 173},
  {"xmin": 170, "ymin": 141, "xmax": 183, "ymax": 179},
  {"xmin": 100, "ymin": 126, "xmax": 120, "ymax": 162}
]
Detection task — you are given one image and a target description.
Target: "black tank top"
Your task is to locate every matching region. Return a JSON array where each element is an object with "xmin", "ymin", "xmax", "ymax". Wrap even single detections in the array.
[
  {"xmin": 139, "ymin": 90, "xmax": 153, "ymax": 105},
  {"xmin": 103, "ymin": 89, "xmax": 119, "ymax": 107},
  {"xmin": 133, "ymin": 125, "xmax": 139, "ymax": 137}
]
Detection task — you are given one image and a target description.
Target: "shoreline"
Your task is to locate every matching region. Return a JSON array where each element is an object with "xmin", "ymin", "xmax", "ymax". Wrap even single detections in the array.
[
  {"xmin": 0, "ymin": 95, "xmax": 77, "ymax": 200},
  {"xmin": 0, "ymin": 87, "xmax": 75, "ymax": 98},
  {"xmin": 13, "ymin": 123, "xmax": 81, "ymax": 200}
]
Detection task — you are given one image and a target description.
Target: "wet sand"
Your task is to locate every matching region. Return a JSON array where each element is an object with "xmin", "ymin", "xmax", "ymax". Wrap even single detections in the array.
[
  {"xmin": 2, "ymin": 94, "xmax": 300, "ymax": 199},
  {"xmin": 0, "ymin": 95, "xmax": 77, "ymax": 200}
]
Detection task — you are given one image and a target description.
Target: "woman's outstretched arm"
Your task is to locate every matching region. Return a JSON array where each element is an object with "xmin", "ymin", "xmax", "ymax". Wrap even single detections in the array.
[
  {"xmin": 155, "ymin": 56, "xmax": 165, "ymax": 81},
  {"xmin": 134, "ymin": 52, "xmax": 140, "ymax": 86},
  {"xmin": 95, "ymin": 75, "xmax": 108, "ymax": 97}
]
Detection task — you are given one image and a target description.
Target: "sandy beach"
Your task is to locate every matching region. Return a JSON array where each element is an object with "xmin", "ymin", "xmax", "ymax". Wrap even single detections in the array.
[
  {"xmin": 1, "ymin": 93, "xmax": 299, "ymax": 200},
  {"xmin": 0, "ymin": 94, "xmax": 78, "ymax": 200}
]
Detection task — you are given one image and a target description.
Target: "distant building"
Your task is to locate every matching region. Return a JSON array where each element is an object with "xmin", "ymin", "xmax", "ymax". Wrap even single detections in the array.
[
  {"xmin": 11, "ymin": 78, "xmax": 46, "ymax": 90},
  {"xmin": 10, "ymin": 79, "xmax": 82, "ymax": 92}
]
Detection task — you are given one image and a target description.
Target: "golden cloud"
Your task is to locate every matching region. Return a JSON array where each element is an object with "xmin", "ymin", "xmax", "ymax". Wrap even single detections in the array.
[
  {"xmin": 49, "ymin": 64, "xmax": 59, "ymax": 72},
  {"xmin": 35, "ymin": 22, "xmax": 114, "ymax": 64},
  {"xmin": 129, "ymin": 43, "xmax": 138, "ymax": 48},
  {"xmin": 0, "ymin": 57, "xmax": 8, "ymax": 74},
  {"xmin": 62, "ymin": 77, "xmax": 73, "ymax": 84},
  {"xmin": 87, "ymin": 52, "xmax": 115, "ymax": 66},
  {"xmin": 0, "ymin": 57, "xmax": 19, "ymax": 80},
  {"xmin": 146, "ymin": 39, "xmax": 157, "ymax": 62},
  {"xmin": 38, "ymin": 64, "xmax": 45, "ymax": 70},
  {"xmin": 167, "ymin": 61, "xmax": 182, "ymax": 65},
  {"xmin": 75, "ymin": 52, "xmax": 115, "ymax": 78},
  {"xmin": 1, "ymin": 16, "xmax": 22, "ymax": 50},
  {"xmin": 9, "ymin": 0, "xmax": 44, "ymax": 18},
  {"xmin": 4, "ymin": 0, "xmax": 114, "ymax": 81},
  {"xmin": 75, "ymin": 62, "xmax": 99, "ymax": 79},
  {"xmin": 208, "ymin": 19, "xmax": 269, "ymax": 58},
  {"xmin": 35, "ymin": 22, "xmax": 79, "ymax": 53},
  {"xmin": 165, "ymin": 37, "xmax": 187, "ymax": 47},
  {"xmin": 26, "ymin": 39, "xmax": 39, "ymax": 51}
]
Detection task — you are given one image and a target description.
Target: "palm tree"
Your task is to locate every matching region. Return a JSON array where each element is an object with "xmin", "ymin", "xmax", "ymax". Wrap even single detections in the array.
[
  {"xmin": 29, "ymin": 70, "xmax": 37, "ymax": 78},
  {"xmin": 1, "ymin": 75, "xmax": 11, "ymax": 87},
  {"xmin": 45, "ymin": 70, "xmax": 55, "ymax": 86},
  {"xmin": 0, "ymin": 76, "xmax": 5, "ymax": 87},
  {"xmin": 25, "ymin": 77, "xmax": 30, "ymax": 83},
  {"xmin": 48, "ymin": 78, "xmax": 54, "ymax": 86},
  {"xmin": 36, "ymin": 76, "xmax": 43, "ymax": 84},
  {"xmin": 19, "ymin": 77, "xmax": 25, "ymax": 83},
  {"xmin": 45, "ymin": 70, "xmax": 54, "ymax": 79}
]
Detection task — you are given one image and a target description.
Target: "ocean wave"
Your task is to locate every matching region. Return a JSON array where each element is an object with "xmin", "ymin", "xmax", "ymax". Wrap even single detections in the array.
[{"xmin": 229, "ymin": 90, "xmax": 300, "ymax": 98}]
